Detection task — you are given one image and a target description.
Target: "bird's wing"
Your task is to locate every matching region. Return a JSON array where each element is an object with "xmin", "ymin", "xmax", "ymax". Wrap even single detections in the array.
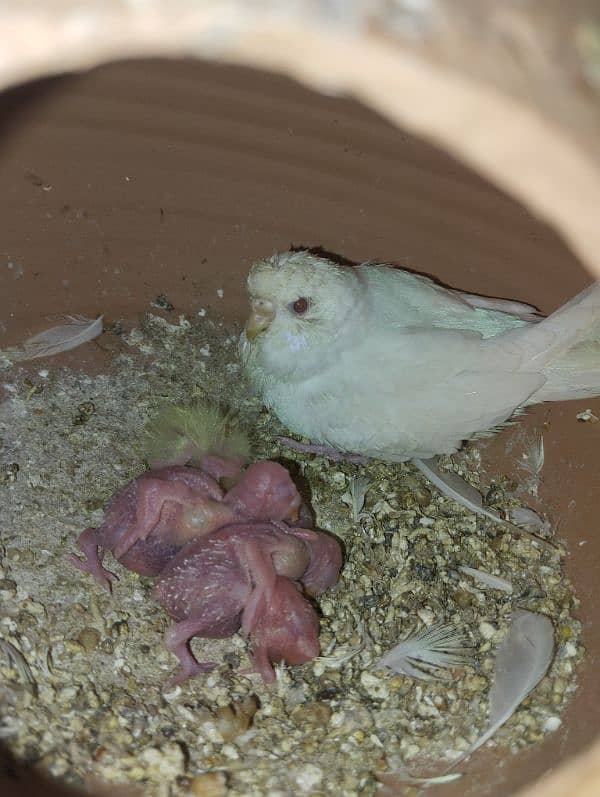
[
  {"xmin": 361, "ymin": 266, "xmax": 532, "ymax": 337},
  {"xmin": 307, "ymin": 326, "xmax": 545, "ymax": 458},
  {"xmin": 456, "ymin": 292, "xmax": 542, "ymax": 321}
]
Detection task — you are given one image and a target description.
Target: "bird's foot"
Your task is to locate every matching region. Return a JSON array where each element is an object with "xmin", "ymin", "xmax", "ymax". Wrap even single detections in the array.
[
  {"xmin": 163, "ymin": 660, "xmax": 216, "ymax": 689},
  {"xmin": 69, "ymin": 528, "xmax": 118, "ymax": 592},
  {"xmin": 278, "ymin": 436, "xmax": 369, "ymax": 464},
  {"xmin": 68, "ymin": 552, "xmax": 118, "ymax": 593}
]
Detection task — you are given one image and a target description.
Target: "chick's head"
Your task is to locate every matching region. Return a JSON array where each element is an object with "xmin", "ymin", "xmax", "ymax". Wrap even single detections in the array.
[{"xmin": 240, "ymin": 250, "xmax": 361, "ymax": 380}]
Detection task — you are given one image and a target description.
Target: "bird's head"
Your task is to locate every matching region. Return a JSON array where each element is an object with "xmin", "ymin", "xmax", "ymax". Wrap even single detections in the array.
[{"xmin": 239, "ymin": 250, "xmax": 363, "ymax": 381}]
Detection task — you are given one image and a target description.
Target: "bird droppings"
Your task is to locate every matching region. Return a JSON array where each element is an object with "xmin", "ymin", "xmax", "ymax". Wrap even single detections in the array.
[
  {"xmin": 151, "ymin": 294, "xmax": 175, "ymax": 312},
  {"xmin": 0, "ymin": 311, "xmax": 583, "ymax": 796},
  {"xmin": 576, "ymin": 408, "xmax": 599, "ymax": 423}
]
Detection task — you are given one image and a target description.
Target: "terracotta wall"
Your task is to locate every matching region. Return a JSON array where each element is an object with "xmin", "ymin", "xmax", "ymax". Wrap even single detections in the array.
[{"xmin": 1, "ymin": 3, "xmax": 599, "ymax": 796}]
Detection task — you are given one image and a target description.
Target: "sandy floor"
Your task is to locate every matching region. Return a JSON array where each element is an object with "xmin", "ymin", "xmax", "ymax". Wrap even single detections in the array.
[{"xmin": 0, "ymin": 310, "xmax": 586, "ymax": 797}]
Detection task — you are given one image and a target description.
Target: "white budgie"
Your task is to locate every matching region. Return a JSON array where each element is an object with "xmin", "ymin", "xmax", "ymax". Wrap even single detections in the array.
[{"xmin": 239, "ymin": 250, "xmax": 600, "ymax": 462}]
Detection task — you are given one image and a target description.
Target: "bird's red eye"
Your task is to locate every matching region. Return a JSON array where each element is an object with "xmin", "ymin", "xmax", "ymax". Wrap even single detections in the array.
[{"xmin": 292, "ymin": 297, "xmax": 309, "ymax": 314}]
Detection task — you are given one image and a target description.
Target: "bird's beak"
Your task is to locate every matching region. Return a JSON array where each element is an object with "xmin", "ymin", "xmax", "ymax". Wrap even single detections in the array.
[{"xmin": 245, "ymin": 299, "xmax": 275, "ymax": 341}]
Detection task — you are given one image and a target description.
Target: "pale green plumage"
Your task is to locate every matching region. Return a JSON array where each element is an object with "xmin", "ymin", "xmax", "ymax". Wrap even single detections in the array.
[
  {"xmin": 143, "ymin": 402, "xmax": 251, "ymax": 467},
  {"xmin": 240, "ymin": 250, "xmax": 600, "ymax": 461}
]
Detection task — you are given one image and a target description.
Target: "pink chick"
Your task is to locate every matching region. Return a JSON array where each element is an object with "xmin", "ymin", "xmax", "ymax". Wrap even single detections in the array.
[
  {"xmin": 152, "ymin": 522, "xmax": 339, "ymax": 685},
  {"xmin": 70, "ymin": 458, "xmax": 306, "ymax": 590}
]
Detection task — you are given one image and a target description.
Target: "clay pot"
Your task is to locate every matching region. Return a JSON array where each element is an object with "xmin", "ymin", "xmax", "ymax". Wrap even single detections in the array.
[{"xmin": 1, "ymin": 17, "xmax": 599, "ymax": 797}]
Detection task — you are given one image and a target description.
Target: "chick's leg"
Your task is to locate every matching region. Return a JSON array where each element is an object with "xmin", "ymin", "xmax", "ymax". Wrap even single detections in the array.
[
  {"xmin": 238, "ymin": 539, "xmax": 279, "ymax": 636},
  {"xmin": 113, "ymin": 479, "xmax": 196, "ymax": 559},
  {"xmin": 163, "ymin": 618, "xmax": 218, "ymax": 687},
  {"xmin": 247, "ymin": 642, "xmax": 276, "ymax": 683},
  {"xmin": 278, "ymin": 436, "xmax": 369, "ymax": 464},
  {"xmin": 68, "ymin": 527, "xmax": 118, "ymax": 592}
]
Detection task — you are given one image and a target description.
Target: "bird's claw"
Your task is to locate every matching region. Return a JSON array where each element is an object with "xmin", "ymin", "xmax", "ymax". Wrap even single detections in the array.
[{"xmin": 67, "ymin": 553, "xmax": 118, "ymax": 592}]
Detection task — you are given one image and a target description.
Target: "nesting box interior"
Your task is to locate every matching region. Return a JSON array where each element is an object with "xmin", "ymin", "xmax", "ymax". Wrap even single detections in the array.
[{"xmin": 0, "ymin": 59, "xmax": 599, "ymax": 797}]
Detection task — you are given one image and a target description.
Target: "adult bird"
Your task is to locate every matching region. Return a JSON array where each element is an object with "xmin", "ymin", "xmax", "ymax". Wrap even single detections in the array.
[{"xmin": 239, "ymin": 250, "xmax": 600, "ymax": 463}]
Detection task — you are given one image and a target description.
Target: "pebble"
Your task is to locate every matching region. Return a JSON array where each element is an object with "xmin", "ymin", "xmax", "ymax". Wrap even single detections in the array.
[
  {"xmin": 99, "ymin": 638, "xmax": 114, "ymax": 654},
  {"xmin": 360, "ymin": 672, "xmax": 390, "ymax": 700},
  {"xmin": 0, "ymin": 462, "xmax": 19, "ymax": 484},
  {"xmin": 291, "ymin": 701, "xmax": 332, "ymax": 729},
  {"xmin": 190, "ymin": 772, "xmax": 228, "ymax": 797},
  {"xmin": 453, "ymin": 589, "xmax": 473, "ymax": 608},
  {"xmin": 479, "ymin": 621, "xmax": 497, "ymax": 640},
  {"xmin": 294, "ymin": 764, "xmax": 323, "ymax": 791},
  {"xmin": 330, "ymin": 471, "xmax": 346, "ymax": 488},
  {"xmin": 221, "ymin": 744, "xmax": 239, "ymax": 760},
  {"xmin": 162, "ymin": 685, "xmax": 182, "ymax": 702},
  {"xmin": 139, "ymin": 743, "xmax": 186, "ymax": 779},
  {"xmin": 543, "ymin": 716, "xmax": 562, "ymax": 732},
  {"xmin": 563, "ymin": 641, "xmax": 578, "ymax": 658},
  {"xmin": 213, "ymin": 696, "xmax": 259, "ymax": 742},
  {"xmin": 417, "ymin": 608, "xmax": 435, "ymax": 625},
  {"xmin": 77, "ymin": 627, "xmax": 101, "ymax": 653}
]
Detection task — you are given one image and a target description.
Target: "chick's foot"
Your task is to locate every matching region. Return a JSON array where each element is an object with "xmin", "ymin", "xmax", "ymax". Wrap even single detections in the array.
[
  {"xmin": 163, "ymin": 617, "xmax": 219, "ymax": 686},
  {"xmin": 69, "ymin": 527, "xmax": 118, "ymax": 592}
]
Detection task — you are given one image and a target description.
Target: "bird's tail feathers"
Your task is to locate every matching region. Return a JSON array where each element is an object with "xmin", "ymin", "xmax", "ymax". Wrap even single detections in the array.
[
  {"xmin": 505, "ymin": 282, "xmax": 600, "ymax": 371},
  {"xmin": 534, "ymin": 339, "xmax": 600, "ymax": 401}
]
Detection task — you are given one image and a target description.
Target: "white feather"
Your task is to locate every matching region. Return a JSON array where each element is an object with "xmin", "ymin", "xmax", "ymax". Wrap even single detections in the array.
[
  {"xmin": 348, "ymin": 475, "xmax": 372, "ymax": 522},
  {"xmin": 459, "ymin": 565, "xmax": 513, "ymax": 593},
  {"xmin": 0, "ymin": 638, "xmax": 36, "ymax": 693},
  {"xmin": 521, "ymin": 435, "xmax": 545, "ymax": 477},
  {"xmin": 412, "ymin": 457, "xmax": 503, "ymax": 524},
  {"xmin": 401, "ymin": 773, "xmax": 462, "ymax": 785},
  {"xmin": 412, "ymin": 458, "xmax": 553, "ymax": 546},
  {"xmin": 510, "ymin": 506, "xmax": 550, "ymax": 533},
  {"xmin": 377, "ymin": 623, "xmax": 469, "ymax": 681},
  {"xmin": 453, "ymin": 610, "xmax": 554, "ymax": 766},
  {"xmin": 4, "ymin": 315, "xmax": 103, "ymax": 362},
  {"xmin": 380, "ymin": 768, "xmax": 462, "ymax": 786},
  {"xmin": 456, "ymin": 292, "xmax": 542, "ymax": 321}
]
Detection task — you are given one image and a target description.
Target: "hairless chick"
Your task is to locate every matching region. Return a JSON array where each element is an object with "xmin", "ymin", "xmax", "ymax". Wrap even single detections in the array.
[
  {"xmin": 248, "ymin": 575, "xmax": 320, "ymax": 682},
  {"xmin": 153, "ymin": 522, "xmax": 341, "ymax": 684},
  {"xmin": 70, "ymin": 458, "xmax": 303, "ymax": 590}
]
